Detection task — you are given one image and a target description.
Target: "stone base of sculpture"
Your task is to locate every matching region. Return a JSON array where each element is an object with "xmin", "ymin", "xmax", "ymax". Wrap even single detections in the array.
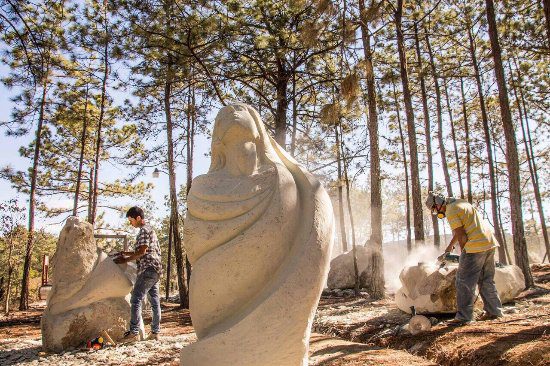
[
  {"xmin": 41, "ymin": 217, "xmax": 140, "ymax": 352},
  {"xmin": 395, "ymin": 262, "xmax": 525, "ymax": 314},
  {"xmin": 42, "ymin": 298, "xmax": 130, "ymax": 352}
]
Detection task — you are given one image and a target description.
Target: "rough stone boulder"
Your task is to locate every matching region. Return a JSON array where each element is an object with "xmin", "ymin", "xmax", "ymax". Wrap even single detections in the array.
[
  {"xmin": 395, "ymin": 262, "xmax": 525, "ymax": 314},
  {"xmin": 494, "ymin": 264, "xmax": 525, "ymax": 302},
  {"xmin": 41, "ymin": 217, "xmax": 137, "ymax": 352},
  {"xmin": 327, "ymin": 246, "xmax": 371, "ymax": 289}
]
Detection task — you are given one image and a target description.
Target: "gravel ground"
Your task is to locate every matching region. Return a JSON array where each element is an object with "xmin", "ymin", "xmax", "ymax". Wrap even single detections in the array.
[
  {"xmin": 0, "ymin": 303, "xmax": 196, "ymax": 366},
  {"xmin": 2, "ymin": 264, "xmax": 548, "ymax": 366},
  {"xmin": 0, "ymin": 333, "xmax": 196, "ymax": 366}
]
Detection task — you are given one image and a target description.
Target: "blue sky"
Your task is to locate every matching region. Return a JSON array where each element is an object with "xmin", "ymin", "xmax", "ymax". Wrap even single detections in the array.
[{"xmin": 0, "ymin": 61, "xmax": 212, "ymax": 234}]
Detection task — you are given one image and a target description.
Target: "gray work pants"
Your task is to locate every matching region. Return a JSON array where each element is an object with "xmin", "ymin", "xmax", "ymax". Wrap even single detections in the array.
[
  {"xmin": 130, "ymin": 267, "xmax": 161, "ymax": 334},
  {"xmin": 455, "ymin": 248, "xmax": 503, "ymax": 321}
]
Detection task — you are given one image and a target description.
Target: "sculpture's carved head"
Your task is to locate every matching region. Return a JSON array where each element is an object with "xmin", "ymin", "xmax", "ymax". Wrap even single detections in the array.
[{"xmin": 209, "ymin": 103, "xmax": 269, "ymax": 176}]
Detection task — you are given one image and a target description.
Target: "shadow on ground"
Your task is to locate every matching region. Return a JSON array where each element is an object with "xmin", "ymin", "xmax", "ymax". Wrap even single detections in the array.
[{"xmin": 0, "ymin": 346, "xmax": 41, "ymax": 366}]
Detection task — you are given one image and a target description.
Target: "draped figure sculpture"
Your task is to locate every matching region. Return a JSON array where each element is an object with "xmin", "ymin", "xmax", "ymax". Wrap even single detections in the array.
[{"xmin": 180, "ymin": 103, "xmax": 334, "ymax": 366}]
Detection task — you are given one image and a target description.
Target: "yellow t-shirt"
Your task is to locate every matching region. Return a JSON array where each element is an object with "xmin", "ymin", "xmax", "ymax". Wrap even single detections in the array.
[{"xmin": 445, "ymin": 199, "xmax": 498, "ymax": 253}]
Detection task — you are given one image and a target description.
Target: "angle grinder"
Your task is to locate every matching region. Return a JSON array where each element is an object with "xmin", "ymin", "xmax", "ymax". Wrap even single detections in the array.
[{"xmin": 437, "ymin": 252, "xmax": 460, "ymax": 269}]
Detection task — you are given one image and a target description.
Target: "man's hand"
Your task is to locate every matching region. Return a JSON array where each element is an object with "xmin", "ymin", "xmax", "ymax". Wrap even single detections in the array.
[
  {"xmin": 112, "ymin": 246, "xmax": 147, "ymax": 264},
  {"xmin": 113, "ymin": 255, "xmax": 128, "ymax": 264},
  {"xmin": 437, "ymin": 251, "xmax": 450, "ymax": 262}
]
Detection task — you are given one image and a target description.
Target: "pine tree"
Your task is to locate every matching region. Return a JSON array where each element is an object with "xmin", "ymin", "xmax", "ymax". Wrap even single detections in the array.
[
  {"xmin": 1, "ymin": 0, "xmax": 68, "ymax": 310},
  {"xmin": 484, "ymin": 0, "xmax": 533, "ymax": 287},
  {"xmin": 392, "ymin": 0, "xmax": 424, "ymax": 242},
  {"xmin": 358, "ymin": 0, "xmax": 385, "ymax": 298}
]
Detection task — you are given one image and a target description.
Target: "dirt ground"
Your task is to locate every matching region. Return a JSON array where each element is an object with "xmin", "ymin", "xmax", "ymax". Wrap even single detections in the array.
[
  {"xmin": 0, "ymin": 264, "xmax": 548, "ymax": 365},
  {"xmin": 314, "ymin": 263, "xmax": 550, "ymax": 366}
]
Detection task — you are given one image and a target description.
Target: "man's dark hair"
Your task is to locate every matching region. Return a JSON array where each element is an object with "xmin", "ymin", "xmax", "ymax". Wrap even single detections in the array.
[{"xmin": 126, "ymin": 206, "xmax": 145, "ymax": 219}]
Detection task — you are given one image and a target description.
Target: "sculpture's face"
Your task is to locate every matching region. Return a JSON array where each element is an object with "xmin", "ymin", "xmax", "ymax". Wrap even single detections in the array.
[
  {"xmin": 221, "ymin": 124, "xmax": 259, "ymax": 176},
  {"xmin": 211, "ymin": 105, "xmax": 262, "ymax": 177}
]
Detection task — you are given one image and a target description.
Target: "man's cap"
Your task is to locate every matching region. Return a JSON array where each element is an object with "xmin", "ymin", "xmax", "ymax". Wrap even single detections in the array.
[{"xmin": 425, "ymin": 191, "xmax": 446, "ymax": 209}]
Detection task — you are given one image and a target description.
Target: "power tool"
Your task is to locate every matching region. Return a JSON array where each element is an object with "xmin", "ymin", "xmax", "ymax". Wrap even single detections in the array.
[{"xmin": 437, "ymin": 252, "xmax": 460, "ymax": 269}]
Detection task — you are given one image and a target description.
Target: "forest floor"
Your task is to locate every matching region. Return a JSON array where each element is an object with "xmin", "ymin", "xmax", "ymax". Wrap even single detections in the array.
[{"xmin": 0, "ymin": 264, "xmax": 548, "ymax": 366}]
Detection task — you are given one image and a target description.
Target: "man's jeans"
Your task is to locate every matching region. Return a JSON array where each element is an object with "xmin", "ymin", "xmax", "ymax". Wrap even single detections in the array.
[
  {"xmin": 130, "ymin": 267, "xmax": 161, "ymax": 334},
  {"xmin": 455, "ymin": 248, "xmax": 503, "ymax": 321}
]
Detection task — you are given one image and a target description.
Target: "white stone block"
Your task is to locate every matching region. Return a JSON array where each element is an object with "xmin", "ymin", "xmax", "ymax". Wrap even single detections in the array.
[
  {"xmin": 395, "ymin": 261, "xmax": 525, "ymax": 314},
  {"xmin": 41, "ymin": 217, "xmax": 137, "ymax": 352}
]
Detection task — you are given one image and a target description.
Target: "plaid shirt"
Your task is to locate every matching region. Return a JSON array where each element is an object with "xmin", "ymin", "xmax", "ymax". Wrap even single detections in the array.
[{"xmin": 134, "ymin": 224, "xmax": 162, "ymax": 275}]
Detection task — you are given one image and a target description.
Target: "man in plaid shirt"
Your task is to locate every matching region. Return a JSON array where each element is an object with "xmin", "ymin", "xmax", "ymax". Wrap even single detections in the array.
[{"xmin": 114, "ymin": 206, "xmax": 162, "ymax": 342}]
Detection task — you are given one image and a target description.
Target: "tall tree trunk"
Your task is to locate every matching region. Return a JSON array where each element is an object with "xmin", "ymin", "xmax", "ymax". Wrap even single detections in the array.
[
  {"xmin": 492, "ymin": 124, "xmax": 513, "ymax": 264},
  {"xmin": 165, "ymin": 220, "xmax": 172, "ymax": 301},
  {"xmin": 275, "ymin": 62, "xmax": 289, "ymax": 147},
  {"xmin": 165, "ymin": 66, "xmax": 189, "ymax": 308},
  {"xmin": 19, "ymin": 79, "xmax": 48, "ymax": 311},
  {"xmin": 459, "ymin": 77, "xmax": 473, "ymax": 203},
  {"xmin": 4, "ymin": 233, "xmax": 14, "ymax": 314},
  {"xmin": 395, "ymin": 0, "xmax": 424, "ymax": 243},
  {"xmin": 484, "ymin": 0, "xmax": 533, "ymax": 287},
  {"xmin": 424, "ymin": 29, "xmax": 453, "ymax": 197},
  {"xmin": 359, "ymin": 0, "xmax": 384, "ymax": 298},
  {"xmin": 443, "ymin": 78, "xmax": 465, "ymax": 199},
  {"xmin": 340, "ymin": 125, "xmax": 360, "ymax": 295},
  {"xmin": 164, "ymin": 0, "xmax": 188, "ymax": 307},
  {"xmin": 290, "ymin": 70, "xmax": 298, "ymax": 156},
  {"xmin": 513, "ymin": 57, "xmax": 549, "ymax": 260},
  {"xmin": 87, "ymin": 166, "xmax": 94, "ymax": 222},
  {"xmin": 185, "ymin": 73, "xmax": 196, "ymax": 289},
  {"xmin": 91, "ymin": 1, "xmax": 110, "ymax": 225},
  {"xmin": 414, "ymin": 22, "xmax": 439, "ymax": 247},
  {"xmin": 186, "ymin": 76, "xmax": 194, "ymax": 197},
  {"xmin": 509, "ymin": 61, "xmax": 550, "ymax": 261},
  {"xmin": 393, "ymin": 81, "xmax": 412, "ymax": 252},
  {"xmin": 335, "ymin": 125, "xmax": 349, "ymax": 253},
  {"xmin": 73, "ymin": 83, "xmax": 90, "ymax": 216},
  {"xmin": 467, "ymin": 26, "xmax": 507, "ymax": 263},
  {"xmin": 543, "ymin": 0, "xmax": 550, "ymax": 46}
]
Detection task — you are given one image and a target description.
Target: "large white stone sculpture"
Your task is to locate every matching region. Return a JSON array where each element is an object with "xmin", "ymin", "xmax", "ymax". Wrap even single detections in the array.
[
  {"xmin": 41, "ymin": 217, "xmax": 137, "ymax": 352},
  {"xmin": 180, "ymin": 103, "xmax": 334, "ymax": 366},
  {"xmin": 395, "ymin": 262, "xmax": 525, "ymax": 314}
]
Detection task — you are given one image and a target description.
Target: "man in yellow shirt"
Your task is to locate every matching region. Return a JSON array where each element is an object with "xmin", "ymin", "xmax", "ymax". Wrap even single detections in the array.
[{"xmin": 426, "ymin": 192, "xmax": 503, "ymax": 326}]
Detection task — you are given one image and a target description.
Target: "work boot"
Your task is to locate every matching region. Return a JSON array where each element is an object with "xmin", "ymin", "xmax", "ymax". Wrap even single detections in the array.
[
  {"xmin": 476, "ymin": 312, "xmax": 501, "ymax": 321},
  {"xmin": 446, "ymin": 318, "xmax": 472, "ymax": 327},
  {"xmin": 146, "ymin": 332, "xmax": 159, "ymax": 341},
  {"xmin": 121, "ymin": 331, "xmax": 139, "ymax": 344}
]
